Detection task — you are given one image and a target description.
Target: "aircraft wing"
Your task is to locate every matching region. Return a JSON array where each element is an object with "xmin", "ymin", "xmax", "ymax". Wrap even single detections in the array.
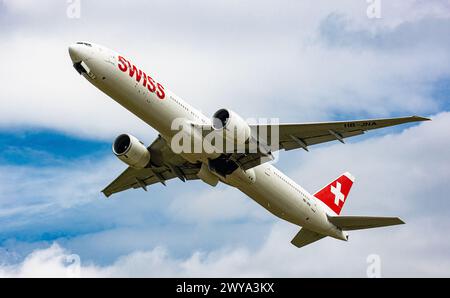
[
  {"xmin": 252, "ymin": 115, "xmax": 430, "ymax": 152},
  {"xmin": 102, "ymin": 135, "xmax": 201, "ymax": 197},
  {"xmin": 220, "ymin": 115, "xmax": 429, "ymax": 170}
]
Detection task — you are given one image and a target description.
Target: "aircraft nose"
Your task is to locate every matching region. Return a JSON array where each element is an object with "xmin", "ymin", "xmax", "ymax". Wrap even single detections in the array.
[
  {"xmin": 68, "ymin": 43, "xmax": 93, "ymax": 63},
  {"xmin": 68, "ymin": 44, "xmax": 81, "ymax": 62},
  {"xmin": 69, "ymin": 43, "xmax": 97, "ymax": 77}
]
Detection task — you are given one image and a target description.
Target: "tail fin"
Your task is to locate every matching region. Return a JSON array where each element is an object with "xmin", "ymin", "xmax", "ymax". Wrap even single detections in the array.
[{"xmin": 314, "ymin": 172, "xmax": 355, "ymax": 215}]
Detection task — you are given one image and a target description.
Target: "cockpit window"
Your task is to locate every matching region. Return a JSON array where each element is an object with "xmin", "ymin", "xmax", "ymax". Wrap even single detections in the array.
[{"xmin": 76, "ymin": 42, "xmax": 92, "ymax": 47}]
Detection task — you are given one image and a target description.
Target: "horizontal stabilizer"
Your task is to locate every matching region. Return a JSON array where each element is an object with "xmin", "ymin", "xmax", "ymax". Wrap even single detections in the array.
[
  {"xmin": 328, "ymin": 215, "xmax": 405, "ymax": 231},
  {"xmin": 291, "ymin": 228, "xmax": 326, "ymax": 248}
]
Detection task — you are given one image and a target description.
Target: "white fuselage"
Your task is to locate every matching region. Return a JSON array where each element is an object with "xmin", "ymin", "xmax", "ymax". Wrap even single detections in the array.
[{"xmin": 69, "ymin": 43, "xmax": 346, "ymax": 241}]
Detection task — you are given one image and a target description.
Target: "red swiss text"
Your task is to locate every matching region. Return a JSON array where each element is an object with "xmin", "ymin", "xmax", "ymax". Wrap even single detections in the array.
[{"xmin": 118, "ymin": 56, "xmax": 166, "ymax": 100}]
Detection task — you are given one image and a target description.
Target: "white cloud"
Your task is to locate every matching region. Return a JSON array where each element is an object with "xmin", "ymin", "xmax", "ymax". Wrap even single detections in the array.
[
  {"xmin": 0, "ymin": 157, "xmax": 115, "ymax": 217},
  {"xmin": 0, "ymin": 36, "xmax": 152, "ymax": 141},
  {"xmin": 0, "ymin": 0, "xmax": 449, "ymax": 139},
  {"xmin": 288, "ymin": 112, "xmax": 450, "ymax": 216},
  {"xmin": 2, "ymin": 216, "xmax": 450, "ymax": 277},
  {"xmin": 1, "ymin": 112, "xmax": 449, "ymax": 277},
  {"xmin": 168, "ymin": 184, "xmax": 269, "ymax": 223},
  {"xmin": 1, "ymin": 0, "xmax": 449, "ymax": 278}
]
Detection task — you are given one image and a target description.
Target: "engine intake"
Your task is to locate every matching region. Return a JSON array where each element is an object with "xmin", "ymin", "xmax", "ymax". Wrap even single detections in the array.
[
  {"xmin": 212, "ymin": 109, "xmax": 231, "ymax": 129},
  {"xmin": 212, "ymin": 109, "xmax": 251, "ymax": 146},
  {"xmin": 113, "ymin": 134, "xmax": 150, "ymax": 169}
]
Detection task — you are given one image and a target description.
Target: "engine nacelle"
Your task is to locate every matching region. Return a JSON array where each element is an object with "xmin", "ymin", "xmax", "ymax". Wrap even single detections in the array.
[
  {"xmin": 113, "ymin": 134, "xmax": 150, "ymax": 169},
  {"xmin": 212, "ymin": 109, "xmax": 251, "ymax": 146}
]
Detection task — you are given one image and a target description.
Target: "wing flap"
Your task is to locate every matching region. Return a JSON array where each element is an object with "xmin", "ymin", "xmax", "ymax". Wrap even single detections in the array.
[
  {"xmin": 328, "ymin": 215, "xmax": 405, "ymax": 231},
  {"xmin": 282, "ymin": 130, "xmax": 364, "ymax": 151}
]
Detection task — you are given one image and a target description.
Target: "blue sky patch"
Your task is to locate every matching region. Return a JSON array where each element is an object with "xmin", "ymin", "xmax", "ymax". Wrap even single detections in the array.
[{"xmin": 0, "ymin": 129, "xmax": 109, "ymax": 167}]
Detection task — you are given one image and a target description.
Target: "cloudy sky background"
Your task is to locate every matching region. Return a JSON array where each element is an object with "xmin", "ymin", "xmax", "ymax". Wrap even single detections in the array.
[{"xmin": 0, "ymin": 0, "xmax": 449, "ymax": 277}]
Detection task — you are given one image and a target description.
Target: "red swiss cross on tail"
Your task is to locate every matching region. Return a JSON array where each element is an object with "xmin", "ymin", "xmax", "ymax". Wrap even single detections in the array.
[{"xmin": 313, "ymin": 172, "xmax": 355, "ymax": 215}]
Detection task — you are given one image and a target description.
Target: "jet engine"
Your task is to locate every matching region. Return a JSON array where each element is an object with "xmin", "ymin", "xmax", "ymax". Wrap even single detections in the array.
[
  {"xmin": 112, "ymin": 134, "xmax": 150, "ymax": 169},
  {"xmin": 212, "ymin": 109, "xmax": 251, "ymax": 145}
]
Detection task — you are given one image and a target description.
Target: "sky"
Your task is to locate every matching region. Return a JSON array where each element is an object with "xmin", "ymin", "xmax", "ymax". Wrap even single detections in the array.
[{"xmin": 0, "ymin": 0, "xmax": 449, "ymax": 277}]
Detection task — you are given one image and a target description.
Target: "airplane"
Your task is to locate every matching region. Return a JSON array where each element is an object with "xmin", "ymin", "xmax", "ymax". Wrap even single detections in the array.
[{"xmin": 68, "ymin": 42, "xmax": 429, "ymax": 248}]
